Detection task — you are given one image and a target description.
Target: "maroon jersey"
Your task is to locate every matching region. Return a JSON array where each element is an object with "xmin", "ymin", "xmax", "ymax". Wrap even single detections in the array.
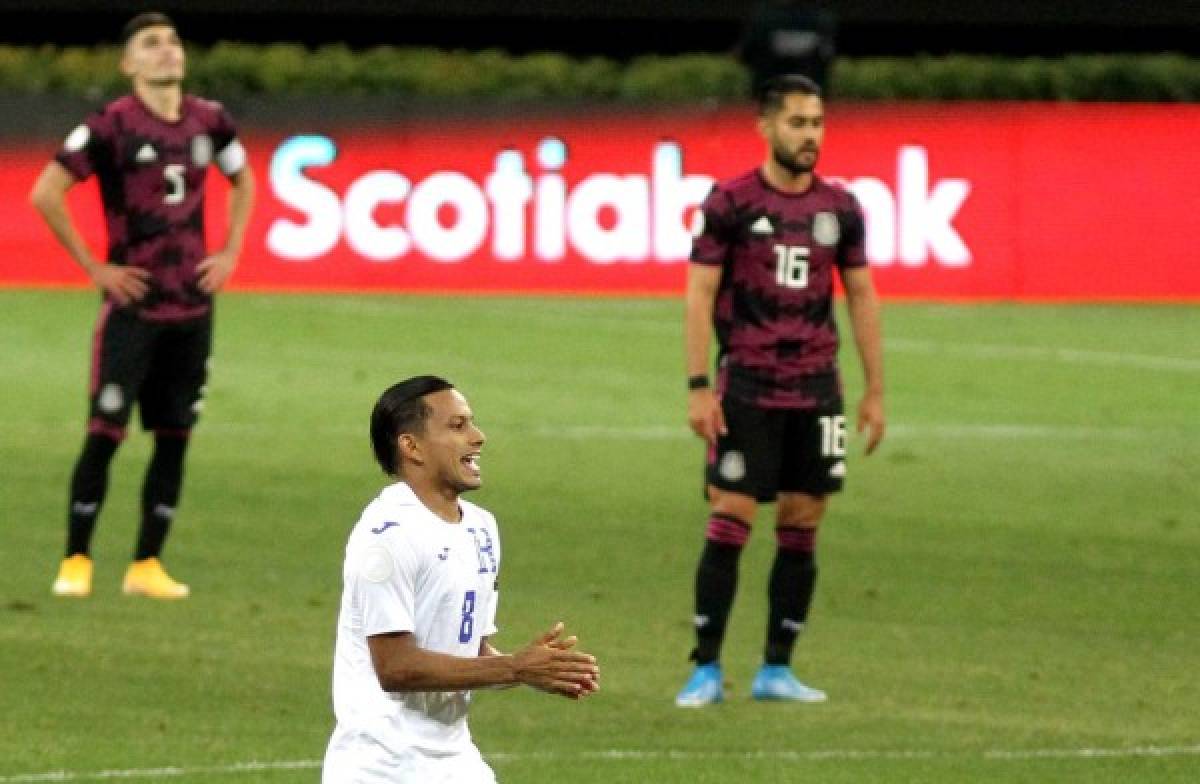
[
  {"xmin": 691, "ymin": 169, "xmax": 867, "ymax": 409},
  {"xmin": 55, "ymin": 94, "xmax": 245, "ymax": 322}
]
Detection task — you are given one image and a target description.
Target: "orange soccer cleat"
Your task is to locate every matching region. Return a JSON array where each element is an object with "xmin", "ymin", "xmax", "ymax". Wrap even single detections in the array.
[
  {"xmin": 122, "ymin": 557, "xmax": 190, "ymax": 599},
  {"xmin": 52, "ymin": 554, "xmax": 94, "ymax": 598}
]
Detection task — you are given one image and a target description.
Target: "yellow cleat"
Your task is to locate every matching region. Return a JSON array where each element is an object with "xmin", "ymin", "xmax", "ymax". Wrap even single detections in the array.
[
  {"xmin": 53, "ymin": 554, "xmax": 94, "ymax": 597},
  {"xmin": 122, "ymin": 557, "xmax": 190, "ymax": 599}
]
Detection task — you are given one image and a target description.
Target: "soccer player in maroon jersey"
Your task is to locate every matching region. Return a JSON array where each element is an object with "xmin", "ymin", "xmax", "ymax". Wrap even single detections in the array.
[
  {"xmin": 676, "ymin": 74, "xmax": 884, "ymax": 705},
  {"xmin": 29, "ymin": 12, "xmax": 256, "ymax": 599}
]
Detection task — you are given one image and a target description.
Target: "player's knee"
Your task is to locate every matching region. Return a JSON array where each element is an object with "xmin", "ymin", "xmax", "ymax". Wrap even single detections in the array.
[
  {"xmin": 778, "ymin": 493, "xmax": 826, "ymax": 527},
  {"xmin": 709, "ymin": 487, "xmax": 757, "ymax": 523}
]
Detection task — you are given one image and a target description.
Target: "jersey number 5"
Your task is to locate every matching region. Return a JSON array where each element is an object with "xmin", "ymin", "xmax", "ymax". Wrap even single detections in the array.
[
  {"xmin": 774, "ymin": 244, "xmax": 810, "ymax": 289},
  {"xmin": 163, "ymin": 164, "xmax": 186, "ymax": 205}
]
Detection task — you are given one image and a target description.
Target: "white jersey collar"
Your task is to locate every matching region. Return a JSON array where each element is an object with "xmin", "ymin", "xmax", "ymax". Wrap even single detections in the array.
[{"xmin": 380, "ymin": 481, "xmax": 467, "ymax": 524}]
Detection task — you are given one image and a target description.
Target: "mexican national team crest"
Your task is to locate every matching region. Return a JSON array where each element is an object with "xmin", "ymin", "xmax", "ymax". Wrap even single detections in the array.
[
  {"xmin": 812, "ymin": 211, "xmax": 840, "ymax": 246},
  {"xmin": 97, "ymin": 383, "xmax": 124, "ymax": 414},
  {"xmin": 191, "ymin": 135, "xmax": 213, "ymax": 166},
  {"xmin": 718, "ymin": 450, "xmax": 746, "ymax": 482}
]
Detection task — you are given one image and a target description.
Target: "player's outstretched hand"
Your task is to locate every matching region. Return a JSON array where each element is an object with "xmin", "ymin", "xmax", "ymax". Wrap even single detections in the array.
[
  {"xmin": 196, "ymin": 250, "xmax": 238, "ymax": 293},
  {"xmin": 90, "ymin": 263, "xmax": 150, "ymax": 305},
  {"xmin": 688, "ymin": 388, "xmax": 727, "ymax": 446},
  {"xmin": 857, "ymin": 391, "xmax": 886, "ymax": 455},
  {"xmin": 513, "ymin": 622, "xmax": 599, "ymax": 700}
]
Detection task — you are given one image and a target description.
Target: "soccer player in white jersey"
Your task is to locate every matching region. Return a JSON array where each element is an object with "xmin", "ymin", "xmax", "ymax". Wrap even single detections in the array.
[{"xmin": 324, "ymin": 376, "xmax": 600, "ymax": 783}]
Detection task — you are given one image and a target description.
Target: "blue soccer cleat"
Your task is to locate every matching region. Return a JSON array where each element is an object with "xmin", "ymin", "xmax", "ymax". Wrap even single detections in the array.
[
  {"xmin": 750, "ymin": 665, "xmax": 827, "ymax": 702},
  {"xmin": 674, "ymin": 663, "xmax": 724, "ymax": 707}
]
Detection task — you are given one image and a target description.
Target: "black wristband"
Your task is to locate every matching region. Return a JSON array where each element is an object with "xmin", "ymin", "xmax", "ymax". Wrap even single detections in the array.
[{"xmin": 687, "ymin": 374, "xmax": 710, "ymax": 390}]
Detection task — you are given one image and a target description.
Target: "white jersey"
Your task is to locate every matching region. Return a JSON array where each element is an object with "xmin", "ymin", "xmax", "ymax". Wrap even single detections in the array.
[{"xmin": 324, "ymin": 482, "xmax": 502, "ymax": 783}]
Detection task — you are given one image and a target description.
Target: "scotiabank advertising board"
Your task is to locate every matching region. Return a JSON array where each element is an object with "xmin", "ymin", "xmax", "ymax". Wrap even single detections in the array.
[{"xmin": 3, "ymin": 102, "xmax": 1198, "ymax": 299}]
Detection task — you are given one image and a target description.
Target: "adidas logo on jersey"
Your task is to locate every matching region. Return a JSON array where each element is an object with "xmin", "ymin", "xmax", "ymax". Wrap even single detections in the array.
[
  {"xmin": 135, "ymin": 143, "xmax": 157, "ymax": 163},
  {"xmin": 751, "ymin": 215, "xmax": 774, "ymax": 234}
]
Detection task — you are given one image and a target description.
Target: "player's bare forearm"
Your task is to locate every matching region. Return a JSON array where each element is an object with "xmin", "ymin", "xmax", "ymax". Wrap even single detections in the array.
[
  {"xmin": 31, "ymin": 162, "xmax": 150, "ymax": 303},
  {"xmin": 685, "ymin": 264, "xmax": 728, "ymax": 443},
  {"xmin": 29, "ymin": 163, "xmax": 99, "ymax": 273},
  {"xmin": 370, "ymin": 624, "xmax": 598, "ymax": 698},
  {"xmin": 197, "ymin": 167, "xmax": 255, "ymax": 293},
  {"xmin": 842, "ymin": 266, "xmax": 886, "ymax": 453},
  {"xmin": 477, "ymin": 638, "xmax": 519, "ymax": 689},
  {"xmin": 221, "ymin": 165, "xmax": 256, "ymax": 257},
  {"xmin": 850, "ymin": 296, "xmax": 883, "ymax": 396},
  {"xmin": 370, "ymin": 633, "xmax": 523, "ymax": 692},
  {"xmin": 685, "ymin": 264, "xmax": 722, "ymax": 379},
  {"xmin": 842, "ymin": 267, "xmax": 884, "ymax": 396}
]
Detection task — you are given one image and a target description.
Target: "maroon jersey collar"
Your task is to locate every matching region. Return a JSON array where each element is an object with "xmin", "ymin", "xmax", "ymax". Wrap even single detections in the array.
[
  {"xmin": 755, "ymin": 167, "xmax": 818, "ymax": 198},
  {"xmin": 130, "ymin": 90, "xmax": 187, "ymax": 127}
]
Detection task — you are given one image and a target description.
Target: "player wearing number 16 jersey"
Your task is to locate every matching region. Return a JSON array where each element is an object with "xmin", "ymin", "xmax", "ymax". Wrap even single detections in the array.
[
  {"xmin": 30, "ymin": 12, "xmax": 255, "ymax": 599},
  {"xmin": 676, "ymin": 74, "xmax": 886, "ymax": 706},
  {"xmin": 324, "ymin": 377, "xmax": 599, "ymax": 783}
]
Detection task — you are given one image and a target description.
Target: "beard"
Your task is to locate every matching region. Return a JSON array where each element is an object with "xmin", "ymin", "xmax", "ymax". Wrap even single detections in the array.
[
  {"xmin": 773, "ymin": 145, "xmax": 819, "ymax": 176},
  {"xmin": 441, "ymin": 465, "xmax": 481, "ymax": 494}
]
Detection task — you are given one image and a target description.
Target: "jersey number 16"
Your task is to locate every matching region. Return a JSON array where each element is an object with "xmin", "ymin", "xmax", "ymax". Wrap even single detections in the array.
[{"xmin": 774, "ymin": 244, "xmax": 810, "ymax": 289}]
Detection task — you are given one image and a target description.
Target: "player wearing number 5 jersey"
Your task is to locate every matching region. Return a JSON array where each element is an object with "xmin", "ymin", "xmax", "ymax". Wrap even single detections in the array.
[
  {"xmin": 30, "ymin": 12, "xmax": 255, "ymax": 599},
  {"xmin": 676, "ymin": 74, "xmax": 885, "ymax": 706},
  {"xmin": 325, "ymin": 377, "xmax": 599, "ymax": 783}
]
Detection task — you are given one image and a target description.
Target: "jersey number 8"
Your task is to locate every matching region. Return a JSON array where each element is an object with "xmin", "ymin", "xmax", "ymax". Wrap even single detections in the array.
[
  {"xmin": 458, "ymin": 590, "xmax": 477, "ymax": 644},
  {"xmin": 774, "ymin": 244, "xmax": 810, "ymax": 289}
]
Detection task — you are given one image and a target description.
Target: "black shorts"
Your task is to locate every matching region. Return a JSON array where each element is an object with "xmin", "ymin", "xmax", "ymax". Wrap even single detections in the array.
[
  {"xmin": 705, "ymin": 396, "xmax": 847, "ymax": 502},
  {"xmin": 87, "ymin": 306, "xmax": 212, "ymax": 440}
]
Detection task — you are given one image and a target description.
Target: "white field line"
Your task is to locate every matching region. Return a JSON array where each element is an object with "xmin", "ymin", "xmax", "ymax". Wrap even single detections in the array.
[
  {"xmin": 535, "ymin": 423, "xmax": 1177, "ymax": 441},
  {"xmin": 886, "ymin": 338, "xmax": 1200, "ymax": 373},
  {"xmin": 4, "ymin": 745, "xmax": 1200, "ymax": 780},
  {"xmin": 0, "ymin": 421, "xmax": 1189, "ymax": 443},
  {"xmin": 885, "ymin": 423, "xmax": 1156, "ymax": 441},
  {"xmin": 0, "ymin": 759, "xmax": 320, "ymax": 782}
]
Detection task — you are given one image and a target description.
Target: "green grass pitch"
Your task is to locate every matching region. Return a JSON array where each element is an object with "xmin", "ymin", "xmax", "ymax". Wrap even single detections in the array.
[{"xmin": 1, "ymin": 290, "xmax": 1197, "ymax": 783}]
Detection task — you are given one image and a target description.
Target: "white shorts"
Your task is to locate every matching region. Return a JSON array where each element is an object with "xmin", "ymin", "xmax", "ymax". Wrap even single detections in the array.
[{"xmin": 323, "ymin": 741, "xmax": 497, "ymax": 784}]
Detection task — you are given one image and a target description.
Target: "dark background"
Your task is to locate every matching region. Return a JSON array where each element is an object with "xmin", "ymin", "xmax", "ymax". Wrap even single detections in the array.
[{"xmin": 2, "ymin": 0, "xmax": 1197, "ymax": 56}]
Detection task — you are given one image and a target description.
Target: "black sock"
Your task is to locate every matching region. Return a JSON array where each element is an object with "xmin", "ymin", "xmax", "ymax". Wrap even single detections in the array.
[
  {"xmin": 66, "ymin": 434, "xmax": 120, "ymax": 556},
  {"xmin": 692, "ymin": 533, "xmax": 747, "ymax": 665},
  {"xmin": 134, "ymin": 434, "xmax": 189, "ymax": 560},
  {"xmin": 765, "ymin": 547, "xmax": 818, "ymax": 666}
]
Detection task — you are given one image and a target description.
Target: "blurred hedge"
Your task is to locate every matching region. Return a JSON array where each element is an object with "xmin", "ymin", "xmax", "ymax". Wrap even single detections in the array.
[{"xmin": 1, "ymin": 44, "xmax": 1197, "ymax": 101}]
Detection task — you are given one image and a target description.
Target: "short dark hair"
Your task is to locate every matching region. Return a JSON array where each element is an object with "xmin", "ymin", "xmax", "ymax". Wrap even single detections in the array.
[
  {"xmin": 757, "ymin": 73, "xmax": 823, "ymax": 115},
  {"xmin": 122, "ymin": 12, "xmax": 176, "ymax": 46},
  {"xmin": 370, "ymin": 376, "xmax": 455, "ymax": 476}
]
